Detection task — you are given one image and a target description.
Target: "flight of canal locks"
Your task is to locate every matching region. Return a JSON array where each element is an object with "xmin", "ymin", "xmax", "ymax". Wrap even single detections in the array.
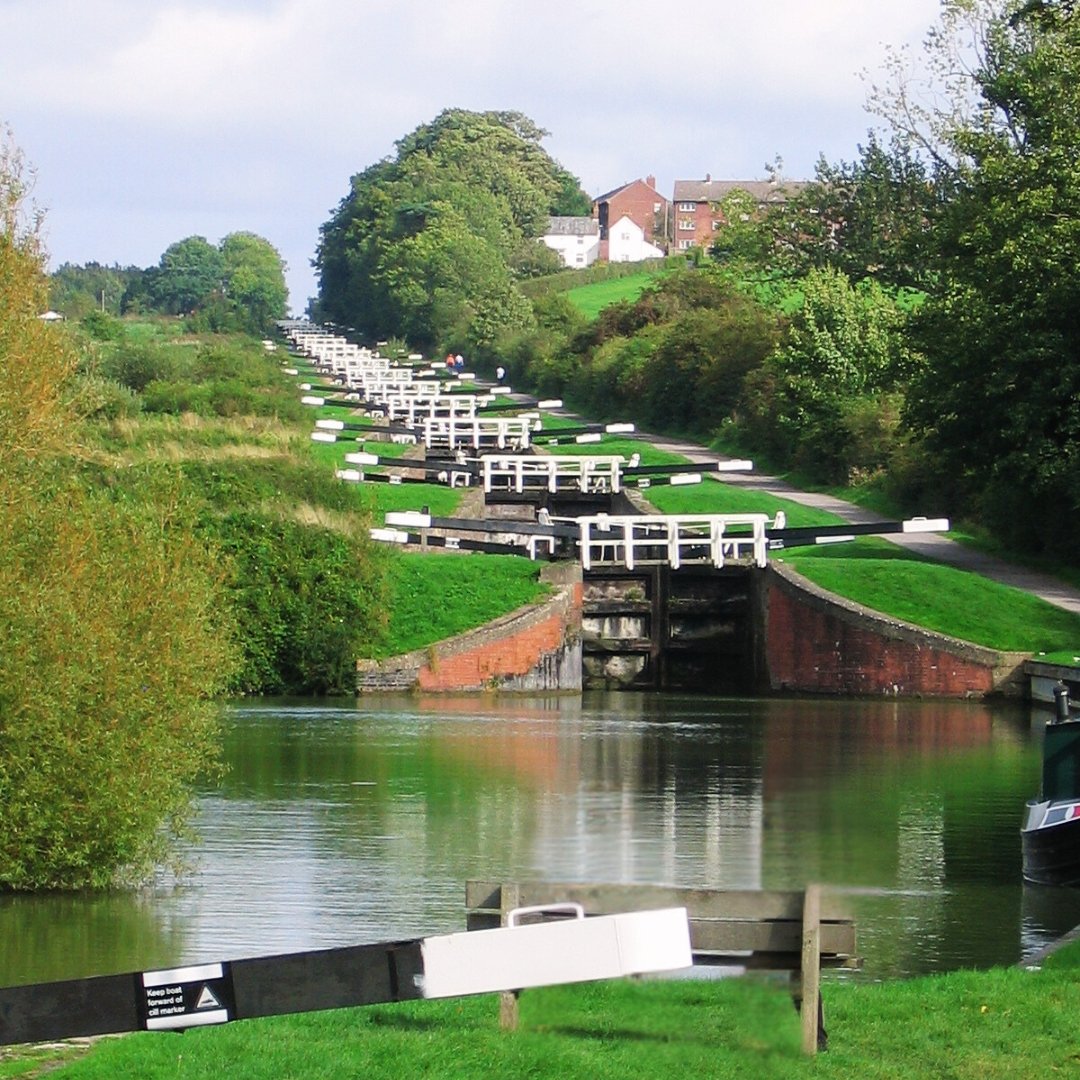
[{"xmin": 3, "ymin": 324, "xmax": 1079, "ymax": 1054}]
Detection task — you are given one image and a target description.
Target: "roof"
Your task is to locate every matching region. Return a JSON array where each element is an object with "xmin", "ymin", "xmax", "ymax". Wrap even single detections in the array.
[
  {"xmin": 593, "ymin": 177, "xmax": 666, "ymax": 205},
  {"xmin": 672, "ymin": 179, "xmax": 808, "ymax": 204},
  {"xmin": 545, "ymin": 216, "xmax": 600, "ymax": 237}
]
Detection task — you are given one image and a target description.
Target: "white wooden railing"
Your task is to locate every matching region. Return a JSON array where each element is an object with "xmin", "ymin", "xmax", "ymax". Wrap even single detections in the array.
[
  {"xmin": 482, "ymin": 454, "xmax": 624, "ymax": 495},
  {"xmin": 422, "ymin": 416, "xmax": 535, "ymax": 451},
  {"xmin": 577, "ymin": 513, "xmax": 770, "ymax": 570}
]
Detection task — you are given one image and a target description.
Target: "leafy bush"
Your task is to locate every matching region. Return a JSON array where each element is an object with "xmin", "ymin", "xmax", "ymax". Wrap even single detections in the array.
[
  {"xmin": 80, "ymin": 309, "xmax": 125, "ymax": 341},
  {"xmin": 181, "ymin": 457, "xmax": 366, "ymax": 515},
  {"xmin": 75, "ymin": 373, "xmax": 143, "ymax": 421},
  {"xmin": 740, "ymin": 268, "xmax": 916, "ymax": 482},
  {"xmin": 639, "ymin": 301, "xmax": 777, "ymax": 434},
  {"xmin": 98, "ymin": 340, "xmax": 183, "ymax": 392},
  {"xmin": 532, "ymin": 272, "xmax": 778, "ymax": 435},
  {"xmin": 213, "ymin": 512, "xmax": 389, "ymax": 695},
  {"xmin": 0, "ymin": 472, "xmax": 236, "ymax": 890},
  {"xmin": 92, "ymin": 331, "xmax": 306, "ymax": 422}
]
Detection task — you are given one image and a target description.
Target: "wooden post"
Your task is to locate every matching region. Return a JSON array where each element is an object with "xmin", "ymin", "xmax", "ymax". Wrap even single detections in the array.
[
  {"xmin": 800, "ymin": 884, "xmax": 822, "ymax": 1056},
  {"xmin": 499, "ymin": 882, "xmax": 521, "ymax": 1031}
]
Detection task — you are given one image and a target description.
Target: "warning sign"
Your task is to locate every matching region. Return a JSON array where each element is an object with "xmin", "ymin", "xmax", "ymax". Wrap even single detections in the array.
[{"xmin": 139, "ymin": 962, "xmax": 234, "ymax": 1031}]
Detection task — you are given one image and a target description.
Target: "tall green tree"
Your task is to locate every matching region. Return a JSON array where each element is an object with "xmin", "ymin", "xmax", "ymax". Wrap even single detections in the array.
[
  {"xmin": 773, "ymin": 134, "xmax": 939, "ymax": 287},
  {"xmin": 900, "ymin": 0, "xmax": 1080, "ymax": 554},
  {"xmin": 220, "ymin": 231, "xmax": 289, "ymax": 332},
  {"xmin": 152, "ymin": 235, "xmax": 225, "ymax": 315},
  {"xmin": 315, "ymin": 109, "xmax": 586, "ymax": 353}
]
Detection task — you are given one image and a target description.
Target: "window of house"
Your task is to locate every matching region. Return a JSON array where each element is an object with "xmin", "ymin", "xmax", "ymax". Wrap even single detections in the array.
[
  {"xmin": 653, "ymin": 202, "xmax": 662, "ymax": 213},
  {"xmin": 677, "ymin": 202, "xmax": 696, "ymax": 212},
  {"xmin": 678, "ymin": 239, "xmax": 694, "ymax": 250},
  {"xmin": 678, "ymin": 219, "xmax": 695, "ymax": 231}
]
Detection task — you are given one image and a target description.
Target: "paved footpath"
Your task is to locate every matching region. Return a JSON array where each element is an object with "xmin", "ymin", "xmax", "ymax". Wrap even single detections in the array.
[{"xmin": 643, "ymin": 432, "xmax": 1080, "ymax": 618}]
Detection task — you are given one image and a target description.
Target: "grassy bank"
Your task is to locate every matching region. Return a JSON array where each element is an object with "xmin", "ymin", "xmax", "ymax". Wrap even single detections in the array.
[
  {"xmin": 7, "ymin": 938, "xmax": 1080, "ymax": 1078},
  {"xmin": 565, "ymin": 271, "xmax": 661, "ymax": 318},
  {"xmin": 636, "ymin": 466, "xmax": 1080, "ymax": 655},
  {"xmin": 370, "ymin": 553, "xmax": 551, "ymax": 659},
  {"xmin": 71, "ymin": 319, "xmax": 553, "ymax": 682}
]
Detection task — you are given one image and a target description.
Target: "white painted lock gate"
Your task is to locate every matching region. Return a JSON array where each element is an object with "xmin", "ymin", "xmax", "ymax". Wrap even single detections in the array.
[{"xmin": 419, "ymin": 904, "xmax": 692, "ymax": 998}]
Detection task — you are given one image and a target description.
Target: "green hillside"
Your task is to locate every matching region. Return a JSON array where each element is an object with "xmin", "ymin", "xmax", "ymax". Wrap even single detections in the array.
[{"xmin": 565, "ymin": 271, "xmax": 663, "ymax": 318}]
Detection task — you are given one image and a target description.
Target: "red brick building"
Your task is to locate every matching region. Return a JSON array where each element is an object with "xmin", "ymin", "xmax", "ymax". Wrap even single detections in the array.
[
  {"xmin": 592, "ymin": 176, "xmax": 669, "ymax": 257},
  {"xmin": 671, "ymin": 176, "xmax": 807, "ymax": 251}
]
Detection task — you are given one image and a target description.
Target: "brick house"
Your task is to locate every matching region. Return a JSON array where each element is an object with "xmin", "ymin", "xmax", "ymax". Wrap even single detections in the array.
[
  {"xmin": 671, "ymin": 176, "xmax": 807, "ymax": 251},
  {"xmin": 592, "ymin": 176, "xmax": 669, "ymax": 258}
]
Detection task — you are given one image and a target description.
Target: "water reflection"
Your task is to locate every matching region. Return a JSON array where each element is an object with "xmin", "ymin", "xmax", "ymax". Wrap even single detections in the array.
[{"xmin": 3, "ymin": 692, "xmax": 1080, "ymax": 988}]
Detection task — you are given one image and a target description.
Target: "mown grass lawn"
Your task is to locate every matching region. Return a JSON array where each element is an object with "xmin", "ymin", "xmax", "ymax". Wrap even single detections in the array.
[
  {"xmin": 364, "ymin": 551, "xmax": 550, "ymax": 659},
  {"xmin": 565, "ymin": 271, "xmax": 663, "ymax": 318},
  {"xmin": 1039, "ymin": 649, "xmax": 1080, "ymax": 665},
  {"xmin": 642, "ymin": 474, "xmax": 840, "ymax": 528},
  {"xmin": 539, "ymin": 433, "xmax": 688, "ymax": 467},
  {"xmin": 784, "ymin": 542, "xmax": 1080, "ymax": 653},
  {"xmin": 9, "ymin": 939, "xmax": 1080, "ymax": 1079}
]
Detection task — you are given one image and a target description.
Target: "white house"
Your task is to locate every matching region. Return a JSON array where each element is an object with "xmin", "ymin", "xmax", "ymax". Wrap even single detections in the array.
[
  {"xmin": 541, "ymin": 216, "xmax": 601, "ymax": 269},
  {"xmin": 606, "ymin": 214, "xmax": 665, "ymax": 263}
]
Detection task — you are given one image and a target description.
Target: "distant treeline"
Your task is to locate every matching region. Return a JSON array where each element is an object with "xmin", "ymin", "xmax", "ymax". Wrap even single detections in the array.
[{"xmin": 50, "ymin": 231, "xmax": 289, "ymax": 334}]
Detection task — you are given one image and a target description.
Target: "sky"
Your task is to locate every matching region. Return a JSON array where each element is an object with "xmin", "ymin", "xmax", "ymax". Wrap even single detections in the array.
[{"xmin": 2, "ymin": 0, "xmax": 943, "ymax": 314}]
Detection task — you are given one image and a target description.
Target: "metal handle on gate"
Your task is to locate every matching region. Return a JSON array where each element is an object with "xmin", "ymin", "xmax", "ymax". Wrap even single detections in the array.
[{"xmin": 506, "ymin": 902, "xmax": 584, "ymax": 927}]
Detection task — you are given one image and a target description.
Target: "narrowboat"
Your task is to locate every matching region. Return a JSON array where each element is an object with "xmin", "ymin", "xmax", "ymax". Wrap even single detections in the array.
[{"xmin": 1022, "ymin": 687, "xmax": 1080, "ymax": 887}]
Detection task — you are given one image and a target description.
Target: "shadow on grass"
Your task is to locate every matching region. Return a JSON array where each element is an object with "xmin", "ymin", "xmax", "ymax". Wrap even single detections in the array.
[
  {"xmin": 366, "ymin": 1013, "xmax": 447, "ymax": 1032},
  {"xmin": 530, "ymin": 1022, "xmax": 720, "ymax": 1049}
]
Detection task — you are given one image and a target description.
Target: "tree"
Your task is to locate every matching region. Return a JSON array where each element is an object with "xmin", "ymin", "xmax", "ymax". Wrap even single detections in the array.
[
  {"xmin": 0, "ymin": 129, "xmax": 236, "ymax": 890},
  {"xmin": 769, "ymin": 134, "xmax": 940, "ymax": 287},
  {"xmin": 220, "ymin": 231, "xmax": 288, "ymax": 332},
  {"xmin": 742, "ymin": 267, "xmax": 916, "ymax": 481},
  {"xmin": 48, "ymin": 262, "xmax": 144, "ymax": 320},
  {"xmin": 709, "ymin": 190, "xmax": 780, "ymax": 268},
  {"xmin": 315, "ymin": 110, "xmax": 587, "ymax": 353},
  {"xmin": 899, "ymin": 0, "xmax": 1080, "ymax": 554},
  {"xmin": 152, "ymin": 235, "xmax": 225, "ymax": 315}
]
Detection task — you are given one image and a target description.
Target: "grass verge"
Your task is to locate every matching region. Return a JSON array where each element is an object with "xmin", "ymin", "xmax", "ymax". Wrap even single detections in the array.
[
  {"xmin": 7, "ymin": 939, "xmax": 1080, "ymax": 1078},
  {"xmin": 364, "ymin": 552, "xmax": 550, "ymax": 659},
  {"xmin": 640, "ymin": 477, "xmax": 1080, "ymax": 654},
  {"xmin": 783, "ymin": 542, "xmax": 1080, "ymax": 653}
]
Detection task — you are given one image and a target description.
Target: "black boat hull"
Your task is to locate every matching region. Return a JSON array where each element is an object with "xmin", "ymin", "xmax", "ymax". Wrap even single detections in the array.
[{"xmin": 1021, "ymin": 799, "xmax": 1080, "ymax": 887}]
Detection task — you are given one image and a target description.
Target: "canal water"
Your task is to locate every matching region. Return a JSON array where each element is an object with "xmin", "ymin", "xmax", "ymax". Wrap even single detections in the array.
[{"xmin": 3, "ymin": 692, "xmax": 1080, "ymax": 988}]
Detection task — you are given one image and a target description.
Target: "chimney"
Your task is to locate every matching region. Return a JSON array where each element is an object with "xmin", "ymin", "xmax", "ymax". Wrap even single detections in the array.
[
  {"xmin": 705, "ymin": 173, "xmax": 711, "ymax": 183},
  {"xmin": 646, "ymin": 175, "xmax": 656, "ymax": 189}
]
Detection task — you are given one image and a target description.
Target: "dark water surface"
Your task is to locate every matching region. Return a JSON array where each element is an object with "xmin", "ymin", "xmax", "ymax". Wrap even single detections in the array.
[{"xmin": 4, "ymin": 692, "xmax": 1080, "ymax": 987}]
